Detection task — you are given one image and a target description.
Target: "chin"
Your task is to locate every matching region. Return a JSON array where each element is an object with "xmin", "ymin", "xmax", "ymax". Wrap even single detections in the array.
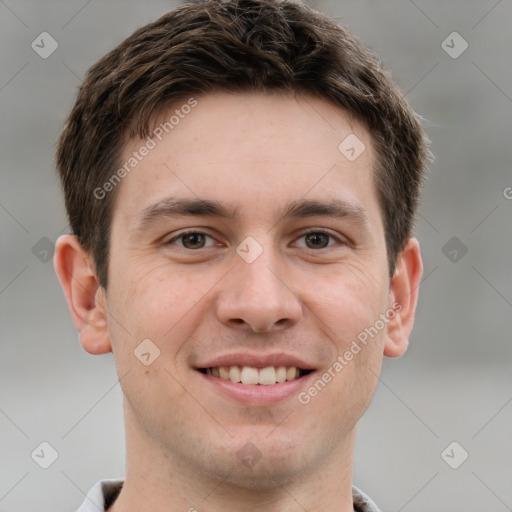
[
  {"xmin": 194, "ymin": 433, "xmax": 318, "ymax": 490},
  {"xmin": 215, "ymin": 454, "xmax": 309, "ymax": 491}
]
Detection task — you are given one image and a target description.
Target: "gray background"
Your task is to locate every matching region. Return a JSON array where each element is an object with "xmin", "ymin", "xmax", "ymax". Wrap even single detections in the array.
[{"xmin": 1, "ymin": 0, "xmax": 511, "ymax": 510}]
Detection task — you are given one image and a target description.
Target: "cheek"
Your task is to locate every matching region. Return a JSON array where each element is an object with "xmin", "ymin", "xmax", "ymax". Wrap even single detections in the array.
[
  {"xmin": 109, "ymin": 262, "xmax": 219, "ymax": 353},
  {"xmin": 304, "ymin": 262, "xmax": 389, "ymax": 345}
]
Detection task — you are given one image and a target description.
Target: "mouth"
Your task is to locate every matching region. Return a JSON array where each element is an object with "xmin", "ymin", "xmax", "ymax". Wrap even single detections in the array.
[
  {"xmin": 197, "ymin": 365, "xmax": 314, "ymax": 386},
  {"xmin": 194, "ymin": 353, "xmax": 317, "ymax": 404}
]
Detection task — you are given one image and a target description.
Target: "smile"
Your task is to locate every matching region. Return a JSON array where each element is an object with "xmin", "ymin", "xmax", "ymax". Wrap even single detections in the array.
[{"xmin": 198, "ymin": 365, "xmax": 313, "ymax": 385}]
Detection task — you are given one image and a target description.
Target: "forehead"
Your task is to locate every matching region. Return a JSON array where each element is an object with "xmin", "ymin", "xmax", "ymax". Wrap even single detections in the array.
[
  {"xmin": 143, "ymin": 90, "xmax": 368, "ymax": 159},
  {"xmin": 113, "ymin": 90, "xmax": 381, "ymax": 229}
]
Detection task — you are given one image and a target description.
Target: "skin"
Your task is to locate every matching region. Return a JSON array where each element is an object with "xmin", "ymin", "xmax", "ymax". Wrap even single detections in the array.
[{"xmin": 54, "ymin": 91, "xmax": 423, "ymax": 512}]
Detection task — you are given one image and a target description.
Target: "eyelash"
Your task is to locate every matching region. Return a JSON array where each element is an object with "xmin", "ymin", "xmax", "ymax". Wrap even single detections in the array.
[{"xmin": 165, "ymin": 229, "xmax": 344, "ymax": 250}]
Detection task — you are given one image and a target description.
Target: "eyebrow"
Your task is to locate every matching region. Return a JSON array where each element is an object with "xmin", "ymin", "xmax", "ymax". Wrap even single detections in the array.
[
  {"xmin": 282, "ymin": 198, "xmax": 370, "ymax": 227},
  {"xmin": 133, "ymin": 196, "xmax": 370, "ymax": 231}
]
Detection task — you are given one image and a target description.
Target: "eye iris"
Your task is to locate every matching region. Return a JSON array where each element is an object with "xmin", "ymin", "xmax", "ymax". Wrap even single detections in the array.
[
  {"xmin": 305, "ymin": 232, "xmax": 329, "ymax": 249},
  {"xmin": 182, "ymin": 233, "xmax": 205, "ymax": 249}
]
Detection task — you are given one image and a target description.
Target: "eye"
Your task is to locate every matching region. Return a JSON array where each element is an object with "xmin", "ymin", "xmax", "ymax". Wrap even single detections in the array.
[
  {"xmin": 295, "ymin": 230, "xmax": 341, "ymax": 249},
  {"xmin": 166, "ymin": 231, "xmax": 216, "ymax": 250},
  {"xmin": 165, "ymin": 229, "xmax": 343, "ymax": 251}
]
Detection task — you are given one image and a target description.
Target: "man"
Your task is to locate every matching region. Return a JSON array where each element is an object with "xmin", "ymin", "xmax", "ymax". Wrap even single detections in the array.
[{"xmin": 54, "ymin": 0, "xmax": 430, "ymax": 510}]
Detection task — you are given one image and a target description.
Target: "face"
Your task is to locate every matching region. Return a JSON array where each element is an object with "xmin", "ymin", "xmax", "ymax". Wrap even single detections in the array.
[{"xmin": 100, "ymin": 91, "xmax": 400, "ymax": 486}]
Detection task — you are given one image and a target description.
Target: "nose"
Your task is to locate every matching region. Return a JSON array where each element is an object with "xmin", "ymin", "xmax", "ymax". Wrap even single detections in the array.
[{"xmin": 214, "ymin": 244, "xmax": 302, "ymax": 333}]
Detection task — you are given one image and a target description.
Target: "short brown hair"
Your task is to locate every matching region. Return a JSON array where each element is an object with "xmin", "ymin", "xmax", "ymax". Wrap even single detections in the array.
[{"xmin": 56, "ymin": 0, "xmax": 431, "ymax": 288}]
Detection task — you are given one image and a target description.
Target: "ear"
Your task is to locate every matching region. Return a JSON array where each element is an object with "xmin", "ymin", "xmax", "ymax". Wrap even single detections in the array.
[
  {"xmin": 383, "ymin": 237, "xmax": 423, "ymax": 358},
  {"xmin": 54, "ymin": 235, "xmax": 112, "ymax": 355}
]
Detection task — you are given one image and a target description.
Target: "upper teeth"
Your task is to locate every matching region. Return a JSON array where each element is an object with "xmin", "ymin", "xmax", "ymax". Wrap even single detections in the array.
[{"xmin": 206, "ymin": 366, "xmax": 300, "ymax": 385}]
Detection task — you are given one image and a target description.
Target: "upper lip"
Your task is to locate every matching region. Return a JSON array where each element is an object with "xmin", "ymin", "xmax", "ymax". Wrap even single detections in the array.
[{"xmin": 195, "ymin": 352, "xmax": 316, "ymax": 370}]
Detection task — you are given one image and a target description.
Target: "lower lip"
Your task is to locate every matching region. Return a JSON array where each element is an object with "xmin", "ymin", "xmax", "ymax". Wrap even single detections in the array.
[{"xmin": 197, "ymin": 371, "xmax": 317, "ymax": 405}]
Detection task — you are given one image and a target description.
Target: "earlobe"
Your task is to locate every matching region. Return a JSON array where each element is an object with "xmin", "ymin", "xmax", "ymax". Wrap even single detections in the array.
[
  {"xmin": 54, "ymin": 235, "xmax": 112, "ymax": 355},
  {"xmin": 383, "ymin": 237, "xmax": 423, "ymax": 358}
]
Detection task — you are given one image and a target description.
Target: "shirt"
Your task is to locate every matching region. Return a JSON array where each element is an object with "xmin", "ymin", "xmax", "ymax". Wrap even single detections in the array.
[{"xmin": 75, "ymin": 478, "xmax": 382, "ymax": 512}]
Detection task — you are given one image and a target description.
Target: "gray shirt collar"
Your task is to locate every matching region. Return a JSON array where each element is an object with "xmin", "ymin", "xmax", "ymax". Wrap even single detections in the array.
[{"xmin": 75, "ymin": 479, "xmax": 382, "ymax": 512}]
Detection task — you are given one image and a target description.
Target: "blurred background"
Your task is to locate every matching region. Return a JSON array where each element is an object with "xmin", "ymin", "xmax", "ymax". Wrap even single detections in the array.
[{"xmin": 1, "ymin": 0, "xmax": 511, "ymax": 510}]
